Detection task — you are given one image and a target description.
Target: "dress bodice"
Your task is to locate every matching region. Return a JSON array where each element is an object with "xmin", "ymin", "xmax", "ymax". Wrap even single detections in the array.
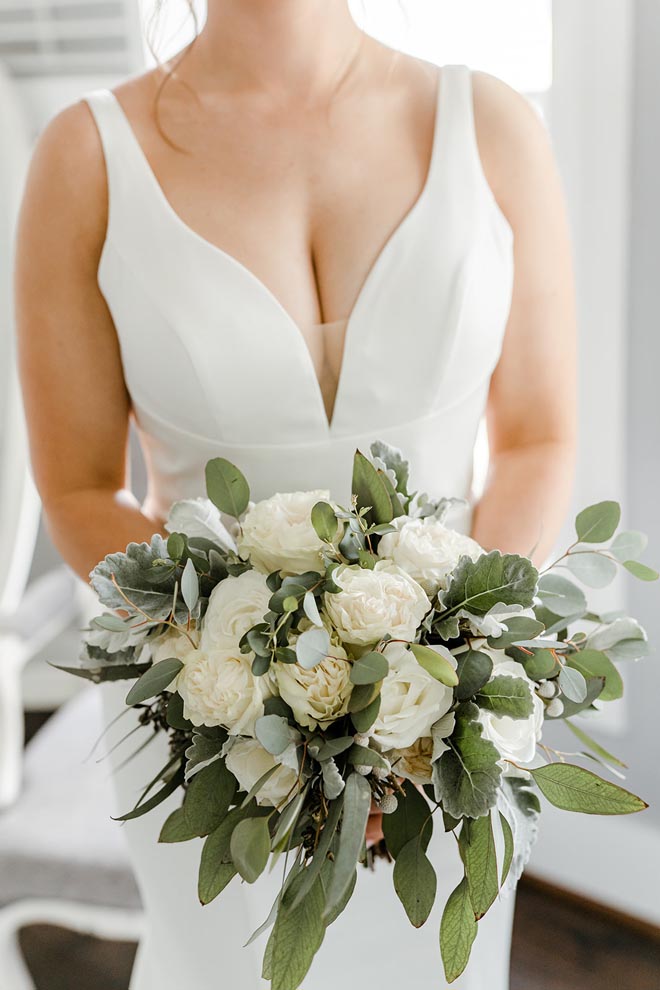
[{"xmin": 83, "ymin": 65, "xmax": 514, "ymax": 529}]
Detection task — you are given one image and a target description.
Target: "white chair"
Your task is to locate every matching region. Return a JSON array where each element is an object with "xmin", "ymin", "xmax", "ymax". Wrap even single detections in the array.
[{"xmin": 0, "ymin": 62, "xmax": 144, "ymax": 988}]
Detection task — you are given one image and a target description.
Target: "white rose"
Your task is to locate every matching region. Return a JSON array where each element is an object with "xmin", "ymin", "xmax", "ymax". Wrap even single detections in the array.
[
  {"xmin": 324, "ymin": 561, "xmax": 431, "ymax": 647},
  {"xmin": 377, "ymin": 516, "xmax": 483, "ymax": 596},
  {"xmin": 274, "ymin": 644, "xmax": 352, "ymax": 730},
  {"xmin": 201, "ymin": 569, "xmax": 271, "ymax": 652},
  {"xmin": 151, "ymin": 627, "xmax": 200, "ymax": 665},
  {"xmin": 371, "ymin": 641, "xmax": 454, "ymax": 751},
  {"xmin": 238, "ymin": 490, "xmax": 330, "ymax": 575},
  {"xmin": 176, "ymin": 647, "xmax": 269, "ymax": 734},
  {"xmin": 225, "ymin": 737, "xmax": 300, "ymax": 807},
  {"xmin": 388, "ymin": 736, "xmax": 434, "ymax": 785},
  {"xmin": 477, "ymin": 657, "xmax": 544, "ymax": 773}
]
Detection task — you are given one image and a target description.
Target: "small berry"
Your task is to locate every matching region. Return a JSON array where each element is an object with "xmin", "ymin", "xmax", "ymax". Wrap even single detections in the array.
[
  {"xmin": 380, "ymin": 793, "xmax": 398, "ymax": 814},
  {"xmin": 538, "ymin": 680, "xmax": 557, "ymax": 699},
  {"xmin": 355, "ymin": 764, "xmax": 372, "ymax": 776},
  {"xmin": 546, "ymin": 697, "xmax": 564, "ymax": 717}
]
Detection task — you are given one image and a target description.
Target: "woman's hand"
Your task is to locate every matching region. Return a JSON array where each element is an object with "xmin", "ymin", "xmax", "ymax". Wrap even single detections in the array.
[{"xmin": 366, "ymin": 801, "xmax": 384, "ymax": 846}]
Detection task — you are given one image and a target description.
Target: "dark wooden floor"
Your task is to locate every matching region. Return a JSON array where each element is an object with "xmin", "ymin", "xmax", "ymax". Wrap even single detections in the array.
[
  {"xmin": 17, "ymin": 714, "xmax": 660, "ymax": 989},
  {"xmin": 18, "ymin": 876, "xmax": 660, "ymax": 990}
]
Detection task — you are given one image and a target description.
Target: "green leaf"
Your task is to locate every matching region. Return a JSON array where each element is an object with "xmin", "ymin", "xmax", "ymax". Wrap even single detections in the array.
[
  {"xmin": 623, "ymin": 560, "xmax": 659, "ymax": 582},
  {"xmin": 566, "ymin": 552, "xmax": 618, "ymax": 588},
  {"xmin": 180, "ymin": 758, "xmax": 237, "ymax": 836},
  {"xmin": 347, "ymin": 743, "xmax": 391, "ymax": 772},
  {"xmin": 586, "ymin": 617, "xmax": 648, "ymax": 659},
  {"xmin": 369, "ymin": 440, "xmax": 410, "ymax": 496},
  {"xmin": 350, "ymin": 650, "xmax": 389, "ymax": 685},
  {"xmin": 393, "ymin": 837, "xmax": 437, "ymax": 927},
  {"xmin": 268, "ymin": 871, "xmax": 326, "ymax": 990},
  {"xmin": 324, "ymin": 773, "xmax": 372, "ymax": 919},
  {"xmin": 487, "ymin": 616, "xmax": 546, "ymax": 648},
  {"xmin": 558, "ymin": 665, "xmax": 588, "ymax": 704},
  {"xmin": 434, "ymin": 705, "xmax": 502, "ymax": 819},
  {"xmin": 159, "ymin": 805, "xmax": 195, "ymax": 843},
  {"xmin": 351, "ymin": 450, "xmax": 394, "ymax": 525},
  {"xmin": 565, "ymin": 649, "xmax": 623, "ymax": 702},
  {"xmin": 115, "ymin": 764, "xmax": 184, "ymax": 822},
  {"xmin": 350, "ymin": 693, "xmax": 381, "ymax": 732},
  {"xmin": 198, "ymin": 807, "xmax": 243, "ymax": 904},
  {"xmin": 90, "ymin": 534, "xmax": 181, "ymax": 621},
  {"xmin": 440, "ymin": 876, "xmax": 478, "ymax": 984},
  {"xmin": 531, "ymin": 763, "xmax": 647, "ymax": 815},
  {"xmin": 181, "ymin": 557, "xmax": 200, "ymax": 612},
  {"xmin": 289, "ymin": 795, "xmax": 344, "ymax": 910},
  {"xmin": 184, "ymin": 730, "xmax": 225, "ymax": 779},
  {"xmin": 348, "ymin": 681, "xmax": 379, "ymax": 714},
  {"xmin": 575, "ymin": 501, "xmax": 621, "ymax": 543},
  {"xmin": 295, "ymin": 626, "xmax": 331, "ymax": 669},
  {"xmin": 460, "ymin": 814, "xmax": 499, "ymax": 918},
  {"xmin": 476, "ymin": 675, "xmax": 534, "ymax": 719},
  {"xmin": 546, "ymin": 676, "xmax": 605, "ymax": 719},
  {"xmin": 166, "ymin": 691, "xmax": 193, "ymax": 730},
  {"xmin": 255, "ymin": 714, "xmax": 298, "ymax": 756},
  {"xmin": 205, "ymin": 457, "xmax": 250, "ymax": 518},
  {"xmin": 565, "ymin": 720, "xmax": 627, "ymax": 769},
  {"xmin": 441, "ymin": 550, "xmax": 538, "ymax": 617},
  {"xmin": 230, "ymin": 816, "xmax": 271, "ymax": 883},
  {"xmin": 537, "ymin": 574, "xmax": 587, "ymax": 618},
  {"xmin": 499, "ymin": 812, "xmax": 514, "ymax": 885},
  {"xmin": 125, "ymin": 657, "xmax": 183, "ymax": 706},
  {"xmin": 610, "ymin": 530, "xmax": 648, "ymax": 562},
  {"xmin": 382, "ymin": 778, "xmax": 432, "ymax": 858},
  {"xmin": 456, "ymin": 649, "xmax": 493, "ymax": 701},
  {"xmin": 315, "ymin": 736, "xmax": 354, "ymax": 761},
  {"xmin": 409, "ymin": 643, "xmax": 459, "ymax": 687},
  {"xmin": 519, "ymin": 648, "xmax": 559, "ymax": 680},
  {"xmin": 311, "ymin": 500, "xmax": 339, "ymax": 543}
]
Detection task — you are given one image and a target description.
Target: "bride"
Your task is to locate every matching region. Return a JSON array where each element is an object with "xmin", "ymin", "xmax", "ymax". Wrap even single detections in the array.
[{"xmin": 14, "ymin": 1, "xmax": 577, "ymax": 987}]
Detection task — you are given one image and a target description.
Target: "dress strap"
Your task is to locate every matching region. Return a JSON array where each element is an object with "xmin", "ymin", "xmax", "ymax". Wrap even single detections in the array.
[{"xmin": 82, "ymin": 88, "xmax": 154, "ymax": 238}]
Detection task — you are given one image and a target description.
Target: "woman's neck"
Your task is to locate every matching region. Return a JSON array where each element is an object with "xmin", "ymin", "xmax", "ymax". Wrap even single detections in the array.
[{"xmin": 186, "ymin": 0, "xmax": 365, "ymax": 100}]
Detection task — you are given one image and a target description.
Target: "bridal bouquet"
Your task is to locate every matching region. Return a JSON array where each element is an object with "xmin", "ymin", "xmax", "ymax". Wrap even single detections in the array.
[{"xmin": 61, "ymin": 441, "xmax": 656, "ymax": 986}]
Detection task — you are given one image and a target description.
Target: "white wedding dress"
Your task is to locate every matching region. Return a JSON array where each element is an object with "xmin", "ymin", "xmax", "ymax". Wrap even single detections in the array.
[{"xmin": 85, "ymin": 63, "xmax": 516, "ymax": 989}]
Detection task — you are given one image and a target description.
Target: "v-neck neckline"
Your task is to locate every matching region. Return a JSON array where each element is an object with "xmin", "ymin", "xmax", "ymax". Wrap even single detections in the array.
[{"xmin": 102, "ymin": 66, "xmax": 445, "ymax": 433}]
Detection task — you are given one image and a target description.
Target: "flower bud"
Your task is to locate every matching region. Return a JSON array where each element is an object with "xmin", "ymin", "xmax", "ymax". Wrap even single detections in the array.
[{"xmin": 538, "ymin": 680, "xmax": 557, "ymax": 699}]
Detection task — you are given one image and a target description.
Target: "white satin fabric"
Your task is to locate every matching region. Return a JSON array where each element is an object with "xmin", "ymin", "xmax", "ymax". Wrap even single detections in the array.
[{"xmin": 87, "ymin": 63, "xmax": 516, "ymax": 989}]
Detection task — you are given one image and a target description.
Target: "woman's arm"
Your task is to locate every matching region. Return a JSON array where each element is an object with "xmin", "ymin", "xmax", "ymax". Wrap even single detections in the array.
[
  {"xmin": 15, "ymin": 101, "xmax": 166, "ymax": 584},
  {"xmin": 469, "ymin": 72, "xmax": 578, "ymax": 568}
]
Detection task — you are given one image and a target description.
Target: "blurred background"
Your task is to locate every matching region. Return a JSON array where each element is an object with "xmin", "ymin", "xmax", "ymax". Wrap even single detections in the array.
[{"xmin": 0, "ymin": 1, "xmax": 659, "ymax": 987}]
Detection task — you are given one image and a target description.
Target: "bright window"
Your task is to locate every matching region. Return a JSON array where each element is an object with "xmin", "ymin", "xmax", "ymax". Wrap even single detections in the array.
[{"xmin": 142, "ymin": 0, "xmax": 553, "ymax": 96}]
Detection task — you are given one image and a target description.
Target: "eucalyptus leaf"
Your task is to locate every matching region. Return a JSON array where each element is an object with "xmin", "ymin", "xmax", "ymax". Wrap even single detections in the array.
[
  {"xmin": 350, "ymin": 692, "xmax": 381, "ymax": 732},
  {"xmin": 351, "ymin": 450, "xmax": 394, "ymax": 525},
  {"xmin": 205, "ymin": 457, "xmax": 250, "ymax": 518},
  {"xmin": 537, "ymin": 574, "xmax": 587, "ymax": 618},
  {"xmin": 558, "ymin": 665, "xmax": 588, "ymax": 704},
  {"xmin": 125, "ymin": 657, "xmax": 183, "ymax": 706},
  {"xmin": 575, "ymin": 501, "xmax": 621, "ymax": 544},
  {"xmin": 564, "ymin": 720, "xmax": 627, "ymax": 769},
  {"xmin": 610, "ymin": 530, "xmax": 648, "ymax": 562},
  {"xmin": 565, "ymin": 649, "xmax": 623, "ymax": 702},
  {"xmin": 566, "ymin": 551, "xmax": 618, "ymax": 589},
  {"xmin": 623, "ymin": 560, "xmax": 659, "ymax": 582},
  {"xmin": 531, "ymin": 763, "xmax": 647, "ymax": 814},
  {"xmin": 181, "ymin": 557, "xmax": 200, "ymax": 612},
  {"xmin": 311, "ymin": 500, "xmax": 339, "ymax": 543},
  {"xmin": 409, "ymin": 643, "xmax": 459, "ymax": 687},
  {"xmin": 440, "ymin": 876, "xmax": 478, "ymax": 984},
  {"xmin": 267, "ymin": 871, "xmax": 326, "ymax": 990},
  {"xmin": 296, "ymin": 626, "xmax": 331, "ymax": 669},
  {"xmin": 255, "ymin": 714, "xmax": 298, "ymax": 756},
  {"xmin": 460, "ymin": 814, "xmax": 499, "ymax": 918},
  {"xmin": 350, "ymin": 650, "xmax": 389, "ymax": 685},
  {"xmin": 393, "ymin": 837, "xmax": 437, "ymax": 927},
  {"xmin": 382, "ymin": 778, "xmax": 432, "ymax": 858},
  {"xmin": 302, "ymin": 591, "xmax": 323, "ymax": 627},
  {"xmin": 230, "ymin": 816, "xmax": 271, "ymax": 883},
  {"xmin": 323, "ymin": 773, "xmax": 372, "ymax": 918}
]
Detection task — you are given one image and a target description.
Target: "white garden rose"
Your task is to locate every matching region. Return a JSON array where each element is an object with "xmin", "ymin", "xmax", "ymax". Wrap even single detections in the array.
[
  {"xmin": 237, "ymin": 490, "xmax": 330, "ymax": 575},
  {"xmin": 377, "ymin": 516, "xmax": 483, "ymax": 596},
  {"xmin": 225, "ymin": 738, "xmax": 300, "ymax": 807},
  {"xmin": 176, "ymin": 646, "xmax": 269, "ymax": 734},
  {"xmin": 324, "ymin": 561, "xmax": 431, "ymax": 647},
  {"xmin": 371, "ymin": 641, "xmax": 454, "ymax": 751},
  {"xmin": 273, "ymin": 644, "xmax": 352, "ymax": 730},
  {"xmin": 477, "ymin": 656, "xmax": 544, "ymax": 773},
  {"xmin": 200, "ymin": 569, "xmax": 271, "ymax": 652},
  {"xmin": 150, "ymin": 627, "xmax": 199, "ymax": 674},
  {"xmin": 388, "ymin": 736, "xmax": 434, "ymax": 785}
]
